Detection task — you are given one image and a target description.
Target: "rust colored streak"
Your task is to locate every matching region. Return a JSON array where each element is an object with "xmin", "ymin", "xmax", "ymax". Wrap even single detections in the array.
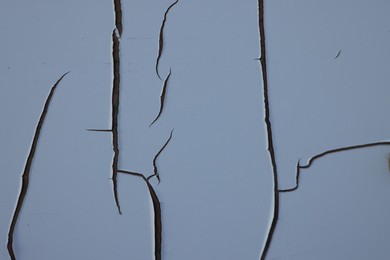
[
  {"xmin": 112, "ymin": 29, "xmax": 122, "ymax": 215},
  {"xmin": 150, "ymin": 69, "xmax": 172, "ymax": 127},
  {"xmin": 257, "ymin": 0, "xmax": 280, "ymax": 259},
  {"xmin": 156, "ymin": 0, "xmax": 179, "ymax": 80},
  {"xmin": 147, "ymin": 130, "xmax": 174, "ymax": 183},
  {"xmin": 7, "ymin": 72, "xmax": 69, "ymax": 260},
  {"xmin": 279, "ymin": 141, "xmax": 390, "ymax": 193}
]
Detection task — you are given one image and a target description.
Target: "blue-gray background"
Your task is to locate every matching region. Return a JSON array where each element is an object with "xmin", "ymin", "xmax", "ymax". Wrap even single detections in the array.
[{"xmin": 1, "ymin": 1, "xmax": 390, "ymax": 259}]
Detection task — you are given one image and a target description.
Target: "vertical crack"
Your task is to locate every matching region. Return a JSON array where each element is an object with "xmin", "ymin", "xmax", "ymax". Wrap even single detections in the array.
[
  {"xmin": 147, "ymin": 130, "xmax": 174, "ymax": 183},
  {"xmin": 7, "ymin": 72, "xmax": 69, "ymax": 260},
  {"xmin": 155, "ymin": 0, "xmax": 179, "ymax": 80},
  {"xmin": 111, "ymin": 0, "xmax": 123, "ymax": 215},
  {"xmin": 150, "ymin": 69, "xmax": 172, "ymax": 127},
  {"xmin": 279, "ymin": 141, "xmax": 390, "ymax": 193},
  {"xmin": 112, "ymin": 29, "xmax": 122, "ymax": 215},
  {"xmin": 113, "ymin": 0, "xmax": 123, "ymax": 36},
  {"xmin": 118, "ymin": 170, "xmax": 163, "ymax": 260},
  {"xmin": 257, "ymin": 1, "xmax": 279, "ymax": 259}
]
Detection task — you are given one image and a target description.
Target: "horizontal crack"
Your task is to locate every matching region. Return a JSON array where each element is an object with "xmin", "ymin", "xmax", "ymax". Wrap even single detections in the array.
[
  {"xmin": 7, "ymin": 72, "xmax": 69, "ymax": 260},
  {"xmin": 279, "ymin": 141, "xmax": 390, "ymax": 193},
  {"xmin": 86, "ymin": 129, "xmax": 112, "ymax": 132}
]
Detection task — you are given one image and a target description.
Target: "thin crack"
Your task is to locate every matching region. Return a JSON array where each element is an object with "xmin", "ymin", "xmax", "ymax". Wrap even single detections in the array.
[
  {"xmin": 334, "ymin": 50, "xmax": 341, "ymax": 59},
  {"xmin": 279, "ymin": 141, "xmax": 390, "ymax": 193},
  {"xmin": 155, "ymin": 0, "xmax": 179, "ymax": 80},
  {"xmin": 112, "ymin": 28, "xmax": 122, "ymax": 215},
  {"xmin": 7, "ymin": 72, "xmax": 69, "ymax": 260},
  {"xmin": 257, "ymin": 1, "xmax": 279, "ymax": 259},
  {"xmin": 118, "ymin": 170, "xmax": 162, "ymax": 260},
  {"xmin": 86, "ymin": 129, "xmax": 112, "ymax": 132},
  {"xmin": 150, "ymin": 69, "xmax": 172, "ymax": 127},
  {"xmin": 147, "ymin": 130, "xmax": 174, "ymax": 183}
]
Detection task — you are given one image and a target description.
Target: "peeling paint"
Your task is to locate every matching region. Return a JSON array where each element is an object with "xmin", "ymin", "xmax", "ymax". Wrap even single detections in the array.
[
  {"xmin": 279, "ymin": 141, "xmax": 390, "ymax": 193},
  {"xmin": 150, "ymin": 69, "xmax": 172, "ymax": 127},
  {"xmin": 7, "ymin": 72, "xmax": 69, "ymax": 260},
  {"xmin": 148, "ymin": 130, "xmax": 174, "ymax": 183},
  {"xmin": 257, "ymin": 0, "xmax": 279, "ymax": 259},
  {"xmin": 156, "ymin": 0, "xmax": 179, "ymax": 80},
  {"xmin": 118, "ymin": 170, "xmax": 162, "ymax": 260}
]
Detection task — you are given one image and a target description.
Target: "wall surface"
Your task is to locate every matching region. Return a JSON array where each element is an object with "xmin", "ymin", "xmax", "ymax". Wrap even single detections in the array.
[{"xmin": 1, "ymin": 1, "xmax": 390, "ymax": 259}]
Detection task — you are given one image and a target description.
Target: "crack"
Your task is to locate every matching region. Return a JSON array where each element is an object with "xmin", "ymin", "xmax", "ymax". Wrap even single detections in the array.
[
  {"xmin": 112, "ymin": 28, "xmax": 122, "ymax": 215},
  {"xmin": 7, "ymin": 72, "xmax": 69, "ymax": 260},
  {"xmin": 118, "ymin": 170, "xmax": 162, "ymax": 260},
  {"xmin": 113, "ymin": 0, "xmax": 123, "ymax": 36},
  {"xmin": 86, "ymin": 129, "xmax": 112, "ymax": 132},
  {"xmin": 279, "ymin": 141, "xmax": 390, "ymax": 193},
  {"xmin": 334, "ymin": 50, "xmax": 341, "ymax": 59},
  {"xmin": 111, "ymin": 0, "xmax": 123, "ymax": 215},
  {"xmin": 257, "ymin": 1, "xmax": 279, "ymax": 259},
  {"xmin": 155, "ymin": 0, "xmax": 179, "ymax": 80},
  {"xmin": 147, "ymin": 130, "xmax": 174, "ymax": 183},
  {"xmin": 150, "ymin": 69, "xmax": 172, "ymax": 127}
]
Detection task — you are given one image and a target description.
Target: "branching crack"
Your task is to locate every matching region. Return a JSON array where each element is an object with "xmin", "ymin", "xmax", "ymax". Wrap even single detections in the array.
[
  {"xmin": 117, "ymin": 170, "xmax": 163, "ymax": 260},
  {"xmin": 111, "ymin": 0, "xmax": 123, "ymax": 215},
  {"xmin": 147, "ymin": 130, "xmax": 174, "ymax": 183},
  {"xmin": 279, "ymin": 141, "xmax": 390, "ymax": 193},
  {"xmin": 112, "ymin": 28, "xmax": 122, "ymax": 215},
  {"xmin": 150, "ymin": 69, "xmax": 172, "ymax": 127},
  {"xmin": 7, "ymin": 72, "xmax": 69, "ymax": 260},
  {"xmin": 155, "ymin": 0, "xmax": 179, "ymax": 80},
  {"xmin": 257, "ymin": 1, "xmax": 279, "ymax": 259}
]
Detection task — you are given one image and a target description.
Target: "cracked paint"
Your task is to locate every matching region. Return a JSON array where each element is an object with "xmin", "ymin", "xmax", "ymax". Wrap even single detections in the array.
[
  {"xmin": 257, "ymin": 0, "xmax": 279, "ymax": 259},
  {"xmin": 2, "ymin": 1, "xmax": 390, "ymax": 259},
  {"xmin": 279, "ymin": 141, "xmax": 390, "ymax": 193},
  {"xmin": 155, "ymin": 0, "xmax": 179, "ymax": 80},
  {"xmin": 150, "ymin": 70, "xmax": 172, "ymax": 127},
  {"xmin": 7, "ymin": 72, "xmax": 69, "ymax": 260},
  {"xmin": 111, "ymin": 0, "xmax": 123, "ymax": 215},
  {"xmin": 147, "ymin": 130, "xmax": 174, "ymax": 183}
]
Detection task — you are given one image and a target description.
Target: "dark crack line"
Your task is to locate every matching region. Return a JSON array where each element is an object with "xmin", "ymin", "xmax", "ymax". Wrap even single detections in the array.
[
  {"xmin": 113, "ymin": 0, "xmax": 123, "ymax": 36},
  {"xmin": 86, "ymin": 129, "xmax": 112, "ymax": 132},
  {"xmin": 279, "ymin": 141, "xmax": 390, "ymax": 193},
  {"xmin": 112, "ymin": 29, "xmax": 122, "ymax": 215},
  {"xmin": 334, "ymin": 50, "xmax": 341, "ymax": 59},
  {"xmin": 257, "ymin": 1, "xmax": 279, "ymax": 259},
  {"xmin": 118, "ymin": 170, "xmax": 162, "ymax": 260},
  {"xmin": 155, "ymin": 0, "xmax": 179, "ymax": 80},
  {"xmin": 150, "ymin": 69, "xmax": 172, "ymax": 127},
  {"xmin": 147, "ymin": 130, "xmax": 174, "ymax": 183},
  {"xmin": 7, "ymin": 72, "xmax": 69, "ymax": 260}
]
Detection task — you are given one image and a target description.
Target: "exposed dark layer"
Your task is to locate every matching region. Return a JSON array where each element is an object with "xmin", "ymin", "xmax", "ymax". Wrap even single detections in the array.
[
  {"xmin": 7, "ymin": 72, "xmax": 69, "ymax": 260},
  {"xmin": 118, "ymin": 170, "xmax": 162, "ymax": 260},
  {"xmin": 155, "ymin": 0, "xmax": 179, "ymax": 80},
  {"xmin": 279, "ymin": 141, "xmax": 390, "ymax": 193},
  {"xmin": 148, "ymin": 130, "xmax": 174, "ymax": 183},
  {"xmin": 257, "ymin": 1, "xmax": 280, "ymax": 259},
  {"xmin": 112, "ymin": 29, "xmax": 122, "ymax": 214},
  {"xmin": 150, "ymin": 70, "xmax": 172, "ymax": 127}
]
